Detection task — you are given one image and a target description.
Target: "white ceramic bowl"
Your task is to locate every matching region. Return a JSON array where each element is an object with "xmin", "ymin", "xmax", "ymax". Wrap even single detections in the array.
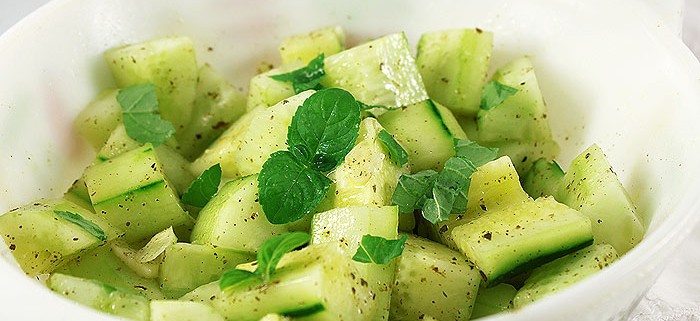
[{"xmin": 1, "ymin": 0, "xmax": 699, "ymax": 320}]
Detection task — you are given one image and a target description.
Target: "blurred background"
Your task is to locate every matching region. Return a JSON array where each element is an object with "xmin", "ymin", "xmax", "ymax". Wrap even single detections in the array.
[{"xmin": 0, "ymin": 0, "xmax": 698, "ymax": 320}]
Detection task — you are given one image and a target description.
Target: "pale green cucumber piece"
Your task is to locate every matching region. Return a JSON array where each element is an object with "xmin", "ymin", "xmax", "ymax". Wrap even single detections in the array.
[
  {"xmin": 160, "ymin": 243, "xmax": 254, "ymax": 299},
  {"xmin": 84, "ymin": 144, "xmax": 193, "ymax": 243},
  {"xmin": 476, "ymin": 57, "xmax": 559, "ymax": 174},
  {"xmin": 390, "ymin": 235, "xmax": 480, "ymax": 321},
  {"xmin": 177, "ymin": 64, "xmax": 247, "ymax": 160},
  {"xmin": 246, "ymin": 61, "xmax": 303, "ymax": 111},
  {"xmin": 377, "ymin": 100, "xmax": 455, "ymax": 172},
  {"xmin": 321, "ymin": 32, "xmax": 428, "ymax": 109},
  {"xmin": 522, "ymin": 158, "xmax": 564, "ymax": 199},
  {"xmin": 317, "ymin": 118, "xmax": 406, "ymax": 211},
  {"xmin": 0, "ymin": 198, "xmax": 117, "ymax": 276},
  {"xmin": 48, "ymin": 273, "xmax": 150, "ymax": 321},
  {"xmin": 105, "ymin": 36, "xmax": 198, "ymax": 131},
  {"xmin": 96, "ymin": 125, "xmax": 195, "ymax": 196},
  {"xmin": 430, "ymin": 156, "xmax": 529, "ymax": 249},
  {"xmin": 470, "ymin": 283, "xmax": 517, "ymax": 319},
  {"xmin": 209, "ymin": 244, "xmax": 373, "ymax": 321},
  {"xmin": 192, "ymin": 90, "xmax": 313, "ymax": 178},
  {"xmin": 280, "ymin": 25, "xmax": 346, "ymax": 65},
  {"xmin": 150, "ymin": 300, "xmax": 225, "ymax": 321},
  {"xmin": 64, "ymin": 176, "xmax": 95, "ymax": 213},
  {"xmin": 435, "ymin": 102, "xmax": 468, "ymax": 139},
  {"xmin": 310, "ymin": 206, "xmax": 399, "ymax": 321},
  {"xmin": 109, "ymin": 227, "xmax": 178, "ymax": 279},
  {"xmin": 55, "ymin": 244, "xmax": 165, "ymax": 299},
  {"xmin": 556, "ymin": 144, "xmax": 644, "ymax": 254},
  {"xmin": 190, "ymin": 174, "xmax": 305, "ymax": 252},
  {"xmin": 451, "ymin": 196, "xmax": 593, "ymax": 286},
  {"xmin": 513, "ymin": 244, "xmax": 618, "ymax": 308},
  {"xmin": 73, "ymin": 89, "xmax": 121, "ymax": 150},
  {"xmin": 417, "ymin": 28, "xmax": 493, "ymax": 117}
]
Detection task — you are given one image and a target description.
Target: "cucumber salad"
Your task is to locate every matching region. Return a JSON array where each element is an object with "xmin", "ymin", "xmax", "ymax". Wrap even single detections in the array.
[{"xmin": 0, "ymin": 26, "xmax": 645, "ymax": 321}]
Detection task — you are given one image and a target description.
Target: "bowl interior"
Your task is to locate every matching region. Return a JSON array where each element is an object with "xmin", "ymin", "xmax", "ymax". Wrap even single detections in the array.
[{"xmin": 1, "ymin": 0, "xmax": 699, "ymax": 320}]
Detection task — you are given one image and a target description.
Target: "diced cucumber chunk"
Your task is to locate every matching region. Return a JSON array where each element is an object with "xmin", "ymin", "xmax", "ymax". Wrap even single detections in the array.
[
  {"xmin": 159, "ymin": 243, "xmax": 254, "ymax": 299},
  {"xmin": 476, "ymin": 57, "xmax": 559, "ymax": 174},
  {"xmin": 317, "ymin": 118, "xmax": 406, "ymax": 211},
  {"xmin": 56, "ymin": 244, "xmax": 166, "ymax": 299},
  {"xmin": 84, "ymin": 144, "xmax": 193, "ymax": 243},
  {"xmin": 279, "ymin": 25, "xmax": 346, "ymax": 65},
  {"xmin": 176, "ymin": 64, "xmax": 247, "ymax": 161},
  {"xmin": 430, "ymin": 156, "xmax": 529, "ymax": 249},
  {"xmin": 452, "ymin": 196, "xmax": 593, "ymax": 286},
  {"xmin": 73, "ymin": 89, "xmax": 122, "ymax": 150},
  {"xmin": 470, "ymin": 283, "xmax": 517, "ymax": 319},
  {"xmin": 0, "ymin": 198, "xmax": 116, "ymax": 276},
  {"xmin": 190, "ymin": 174, "xmax": 306, "ymax": 253},
  {"xmin": 513, "ymin": 244, "xmax": 618, "ymax": 308},
  {"xmin": 522, "ymin": 158, "xmax": 564, "ymax": 199},
  {"xmin": 150, "ymin": 300, "xmax": 225, "ymax": 321},
  {"xmin": 110, "ymin": 241, "xmax": 161, "ymax": 280},
  {"xmin": 64, "ymin": 176, "xmax": 95, "ymax": 213},
  {"xmin": 246, "ymin": 61, "xmax": 303, "ymax": 111},
  {"xmin": 193, "ymin": 90, "xmax": 313, "ymax": 178},
  {"xmin": 321, "ymin": 32, "xmax": 428, "ymax": 109},
  {"xmin": 417, "ymin": 28, "xmax": 493, "ymax": 117},
  {"xmin": 310, "ymin": 206, "xmax": 399, "ymax": 321},
  {"xmin": 48, "ymin": 273, "xmax": 150, "ymax": 321},
  {"xmin": 390, "ymin": 235, "xmax": 481, "ymax": 321},
  {"xmin": 556, "ymin": 144, "xmax": 645, "ymax": 254},
  {"xmin": 105, "ymin": 36, "xmax": 198, "ymax": 131},
  {"xmin": 206, "ymin": 244, "xmax": 373, "ymax": 321},
  {"xmin": 434, "ymin": 102, "xmax": 468, "ymax": 139},
  {"xmin": 377, "ymin": 100, "xmax": 456, "ymax": 172}
]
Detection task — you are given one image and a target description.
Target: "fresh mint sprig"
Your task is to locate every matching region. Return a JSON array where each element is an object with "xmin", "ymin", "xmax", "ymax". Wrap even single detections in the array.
[
  {"xmin": 258, "ymin": 88, "xmax": 361, "ymax": 225},
  {"xmin": 377, "ymin": 130, "xmax": 408, "ymax": 166},
  {"xmin": 270, "ymin": 53, "xmax": 325, "ymax": 94},
  {"xmin": 219, "ymin": 232, "xmax": 311, "ymax": 290},
  {"xmin": 391, "ymin": 139, "xmax": 499, "ymax": 224},
  {"xmin": 352, "ymin": 234, "xmax": 408, "ymax": 264},
  {"xmin": 480, "ymin": 80, "xmax": 519, "ymax": 110},
  {"xmin": 181, "ymin": 163, "xmax": 222, "ymax": 208},
  {"xmin": 54, "ymin": 210, "xmax": 107, "ymax": 242},
  {"xmin": 116, "ymin": 83, "xmax": 175, "ymax": 146}
]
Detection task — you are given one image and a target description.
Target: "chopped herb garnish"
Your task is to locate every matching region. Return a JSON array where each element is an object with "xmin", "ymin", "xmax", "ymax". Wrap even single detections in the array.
[
  {"xmin": 270, "ymin": 53, "xmax": 326, "ymax": 94},
  {"xmin": 391, "ymin": 139, "xmax": 499, "ymax": 223},
  {"xmin": 259, "ymin": 88, "xmax": 361, "ymax": 225},
  {"xmin": 116, "ymin": 83, "xmax": 175, "ymax": 146},
  {"xmin": 480, "ymin": 80, "xmax": 519, "ymax": 110},
  {"xmin": 181, "ymin": 163, "xmax": 222, "ymax": 207},
  {"xmin": 54, "ymin": 210, "xmax": 107, "ymax": 241},
  {"xmin": 352, "ymin": 234, "xmax": 408, "ymax": 264},
  {"xmin": 219, "ymin": 232, "xmax": 311, "ymax": 290},
  {"xmin": 377, "ymin": 130, "xmax": 408, "ymax": 166}
]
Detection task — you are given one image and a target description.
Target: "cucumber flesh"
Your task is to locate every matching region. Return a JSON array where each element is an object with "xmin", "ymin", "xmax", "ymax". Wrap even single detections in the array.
[
  {"xmin": 150, "ymin": 300, "xmax": 225, "ymax": 321},
  {"xmin": 556, "ymin": 144, "xmax": 645, "ymax": 254},
  {"xmin": 73, "ymin": 89, "xmax": 122, "ymax": 150},
  {"xmin": 513, "ymin": 244, "xmax": 618, "ymax": 308},
  {"xmin": 279, "ymin": 25, "xmax": 346, "ymax": 65},
  {"xmin": 522, "ymin": 158, "xmax": 564, "ymax": 199},
  {"xmin": 246, "ymin": 61, "xmax": 303, "ymax": 111},
  {"xmin": 390, "ymin": 235, "xmax": 481, "ymax": 321},
  {"xmin": 451, "ymin": 196, "xmax": 594, "ymax": 286},
  {"xmin": 470, "ymin": 283, "xmax": 517, "ymax": 319}
]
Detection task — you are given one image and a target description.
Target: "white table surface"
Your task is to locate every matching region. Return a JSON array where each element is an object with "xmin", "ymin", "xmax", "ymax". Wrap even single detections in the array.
[{"xmin": 0, "ymin": 0, "xmax": 698, "ymax": 320}]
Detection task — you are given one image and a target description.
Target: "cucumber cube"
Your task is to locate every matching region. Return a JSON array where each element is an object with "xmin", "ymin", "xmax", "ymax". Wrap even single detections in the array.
[
  {"xmin": 390, "ymin": 235, "xmax": 481, "ymax": 321},
  {"xmin": 470, "ymin": 283, "xmax": 517, "ymax": 319},
  {"xmin": 0, "ymin": 198, "xmax": 116, "ymax": 276},
  {"xmin": 150, "ymin": 300, "xmax": 224, "ymax": 321},
  {"xmin": 279, "ymin": 25, "xmax": 346, "ymax": 65},
  {"xmin": 72, "ymin": 89, "xmax": 122, "ymax": 150},
  {"xmin": 84, "ymin": 144, "xmax": 192, "ymax": 243}
]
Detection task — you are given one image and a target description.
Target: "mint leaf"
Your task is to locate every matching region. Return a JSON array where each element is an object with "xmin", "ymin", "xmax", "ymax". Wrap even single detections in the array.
[
  {"xmin": 258, "ymin": 151, "xmax": 332, "ymax": 224},
  {"xmin": 181, "ymin": 163, "xmax": 222, "ymax": 207},
  {"xmin": 480, "ymin": 80, "xmax": 519, "ymax": 110},
  {"xmin": 377, "ymin": 130, "xmax": 408, "ymax": 166},
  {"xmin": 287, "ymin": 88, "xmax": 361, "ymax": 172},
  {"xmin": 423, "ymin": 157, "xmax": 477, "ymax": 223},
  {"xmin": 117, "ymin": 83, "xmax": 175, "ymax": 146},
  {"xmin": 352, "ymin": 234, "xmax": 408, "ymax": 264},
  {"xmin": 219, "ymin": 269, "xmax": 257, "ymax": 290},
  {"xmin": 257, "ymin": 232, "xmax": 310, "ymax": 281},
  {"xmin": 54, "ymin": 210, "xmax": 107, "ymax": 242},
  {"xmin": 454, "ymin": 139, "xmax": 499, "ymax": 167},
  {"xmin": 270, "ymin": 53, "xmax": 325, "ymax": 94},
  {"xmin": 391, "ymin": 170, "xmax": 438, "ymax": 213}
]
